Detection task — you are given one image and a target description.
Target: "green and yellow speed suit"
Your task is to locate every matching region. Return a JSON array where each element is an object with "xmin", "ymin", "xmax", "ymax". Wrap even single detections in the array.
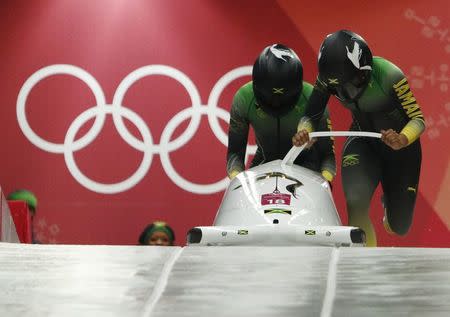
[
  {"xmin": 227, "ymin": 81, "xmax": 336, "ymax": 182},
  {"xmin": 299, "ymin": 57, "xmax": 425, "ymax": 246}
]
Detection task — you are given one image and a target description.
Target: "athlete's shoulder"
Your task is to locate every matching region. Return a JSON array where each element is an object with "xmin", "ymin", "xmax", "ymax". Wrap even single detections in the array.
[
  {"xmin": 231, "ymin": 81, "xmax": 254, "ymax": 116},
  {"xmin": 235, "ymin": 81, "xmax": 254, "ymax": 97},
  {"xmin": 372, "ymin": 57, "xmax": 406, "ymax": 90},
  {"xmin": 302, "ymin": 81, "xmax": 314, "ymax": 91},
  {"xmin": 373, "ymin": 56, "xmax": 404, "ymax": 73},
  {"xmin": 233, "ymin": 81, "xmax": 254, "ymax": 105},
  {"xmin": 301, "ymin": 81, "xmax": 314, "ymax": 98}
]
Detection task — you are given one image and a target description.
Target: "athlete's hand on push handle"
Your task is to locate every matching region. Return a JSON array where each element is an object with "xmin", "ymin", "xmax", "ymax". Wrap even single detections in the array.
[
  {"xmin": 381, "ymin": 129, "xmax": 408, "ymax": 150},
  {"xmin": 292, "ymin": 129, "xmax": 316, "ymax": 148}
]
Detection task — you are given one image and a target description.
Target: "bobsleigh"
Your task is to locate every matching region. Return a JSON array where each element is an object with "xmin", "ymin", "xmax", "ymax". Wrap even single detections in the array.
[{"xmin": 187, "ymin": 131, "xmax": 381, "ymax": 247}]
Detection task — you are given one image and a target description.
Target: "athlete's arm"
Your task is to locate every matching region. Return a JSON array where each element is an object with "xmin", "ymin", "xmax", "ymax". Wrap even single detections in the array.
[
  {"xmin": 315, "ymin": 107, "xmax": 336, "ymax": 182},
  {"xmin": 226, "ymin": 91, "xmax": 250, "ymax": 179},
  {"xmin": 299, "ymin": 78, "xmax": 331, "ymax": 131},
  {"xmin": 391, "ymin": 77, "xmax": 426, "ymax": 145},
  {"xmin": 293, "ymin": 78, "xmax": 331, "ymax": 147},
  {"xmin": 381, "ymin": 61, "xmax": 426, "ymax": 149}
]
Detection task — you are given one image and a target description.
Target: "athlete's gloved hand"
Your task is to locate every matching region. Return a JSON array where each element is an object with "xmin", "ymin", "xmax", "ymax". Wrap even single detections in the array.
[
  {"xmin": 292, "ymin": 129, "xmax": 316, "ymax": 148},
  {"xmin": 228, "ymin": 169, "xmax": 241, "ymax": 180},
  {"xmin": 321, "ymin": 170, "xmax": 334, "ymax": 191},
  {"xmin": 381, "ymin": 129, "xmax": 408, "ymax": 150}
]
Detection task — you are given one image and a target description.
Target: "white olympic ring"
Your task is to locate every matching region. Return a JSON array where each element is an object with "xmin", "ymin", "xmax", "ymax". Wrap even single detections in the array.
[{"xmin": 16, "ymin": 64, "xmax": 256, "ymax": 194}]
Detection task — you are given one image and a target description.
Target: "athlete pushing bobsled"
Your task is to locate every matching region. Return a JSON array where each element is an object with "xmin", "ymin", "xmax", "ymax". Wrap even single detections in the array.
[
  {"xmin": 293, "ymin": 30, "xmax": 425, "ymax": 247},
  {"xmin": 188, "ymin": 30, "xmax": 424, "ymax": 247},
  {"xmin": 188, "ymin": 43, "xmax": 358, "ymax": 246}
]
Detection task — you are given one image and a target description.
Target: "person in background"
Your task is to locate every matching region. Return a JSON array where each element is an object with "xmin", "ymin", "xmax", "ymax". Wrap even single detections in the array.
[
  {"xmin": 7, "ymin": 189, "xmax": 40, "ymax": 244},
  {"xmin": 138, "ymin": 221, "xmax": 175, "ymax": 246}
]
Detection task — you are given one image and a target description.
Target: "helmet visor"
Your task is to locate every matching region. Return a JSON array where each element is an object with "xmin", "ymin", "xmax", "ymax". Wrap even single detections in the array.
[
  {"xmin": 335, "ymin": 70, "xmax": 370, "ymax": 101},
  {"xmin": 255, "ymin": 88, "xmax": 300, "ymax": 117}
]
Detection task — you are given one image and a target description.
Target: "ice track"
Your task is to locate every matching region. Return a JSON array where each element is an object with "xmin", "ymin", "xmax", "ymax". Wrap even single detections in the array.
[{"xmin": 1, "ymin": 243, "xmax": 449, "ymax": 316}]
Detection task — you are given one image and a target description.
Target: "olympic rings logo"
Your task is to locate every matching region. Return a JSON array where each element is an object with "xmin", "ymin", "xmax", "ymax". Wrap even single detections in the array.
[{"xmin": 17, "ymin": 64, "xmax": 256, "ymax": 194}]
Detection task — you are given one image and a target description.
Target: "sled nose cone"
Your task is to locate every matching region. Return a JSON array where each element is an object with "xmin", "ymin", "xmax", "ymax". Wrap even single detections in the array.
[
  {"xmin": 187, "ymin": 228, "xmax": 203, "ymax": 244},
  {"xmin": 350, "ymin": 228, "xmax": 366, "ymax": 244}
]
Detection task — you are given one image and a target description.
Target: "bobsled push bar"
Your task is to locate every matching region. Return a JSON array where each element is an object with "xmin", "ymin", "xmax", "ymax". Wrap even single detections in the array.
[{"xmin": 282, "ymin": 131, "xmax": 381, "ymax": 167}]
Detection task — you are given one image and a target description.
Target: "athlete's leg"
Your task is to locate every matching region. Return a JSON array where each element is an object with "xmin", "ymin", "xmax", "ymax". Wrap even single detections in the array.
[
  {"xmin": 342, "ymin": 137, "xmax": 381, "ymax": 247},
  {"xmin": 381, "ymin": 141, "xmax": 422, "ymax": 235}
]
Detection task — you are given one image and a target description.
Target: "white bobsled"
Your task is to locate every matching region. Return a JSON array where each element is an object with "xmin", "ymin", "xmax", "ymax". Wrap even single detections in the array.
[{"xmin": 187, "ymin": 131, "xmax": 381, "ymax": 247}]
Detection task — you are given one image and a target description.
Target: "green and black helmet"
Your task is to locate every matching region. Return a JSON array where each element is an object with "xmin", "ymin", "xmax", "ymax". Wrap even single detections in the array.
[
  {"xmin": 318, "ymin": 30, "xmax": 373, "ymax": 101},
  {"xmin": 252, "ymin": 44, "xmax": 303, "ymax": 117}
]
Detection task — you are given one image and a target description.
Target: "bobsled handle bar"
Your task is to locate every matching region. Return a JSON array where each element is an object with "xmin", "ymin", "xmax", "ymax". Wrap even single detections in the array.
[{"xmin": 282, "ymin": 131, "xmax": 382, "ymax": 167}]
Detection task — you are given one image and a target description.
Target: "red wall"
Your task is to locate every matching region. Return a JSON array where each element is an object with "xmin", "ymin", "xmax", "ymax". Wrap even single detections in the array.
[{"xmin": 0, "ymin": 0, "xmax": 448, "ymax": 246}]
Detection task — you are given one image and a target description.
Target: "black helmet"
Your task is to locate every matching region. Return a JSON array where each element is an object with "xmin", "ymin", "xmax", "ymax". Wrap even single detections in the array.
[
  {"xmin": 252, "ymin": 44, "xmax": 303, "ymax": 117},
  {"xmin": 318, "ymin": 30, "xmax": 373, "ymax": 101}
]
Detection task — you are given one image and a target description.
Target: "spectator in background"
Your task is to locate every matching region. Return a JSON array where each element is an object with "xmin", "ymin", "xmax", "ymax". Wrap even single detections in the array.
[
  {"xmin": 7, "ymin": 189, "xmax": 40, "ymax": 244},
  {"xmin": 138, "ymin": 221, "xmax": 175, "ymax": 246}
]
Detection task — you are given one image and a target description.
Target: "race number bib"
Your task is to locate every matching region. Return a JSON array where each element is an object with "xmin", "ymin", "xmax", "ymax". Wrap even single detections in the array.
[{"xmin": 261, "ymin": 193, "xmax": 291, "ymax": 206}]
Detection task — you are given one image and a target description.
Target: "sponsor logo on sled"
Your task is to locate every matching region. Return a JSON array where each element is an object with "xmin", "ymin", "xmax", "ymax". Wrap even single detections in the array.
[
  {"xmin": 305, "ymin": 230, "xmax": 316, "ymax": 236},
  {"xmin": 261, "ymin": 193, "xmax": 291, "ymax": 206},
  {"xmin": 237, "ymin": 230, "xmax": 248, "ymax": 235},
  {"xmin": 221, "ymin": 232, "xmax": 227, "ymax": 237}
]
